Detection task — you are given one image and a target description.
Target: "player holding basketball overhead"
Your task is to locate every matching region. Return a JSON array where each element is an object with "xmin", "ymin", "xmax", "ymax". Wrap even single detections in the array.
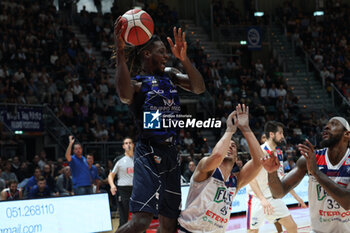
[
  {"xmin": 267, "ymin": 117, "xmax": 350, "ymax": 233},
  {"xmin": 178, "ymin": 104, "xmax": 280, "ymax": 233},
  {"xmin": 246, "ymin": 121, "xmax": 306, "ymax": 233},
  {"xmin": 114, "ymin": 16, "xmax": 205, "ymax": 233}
]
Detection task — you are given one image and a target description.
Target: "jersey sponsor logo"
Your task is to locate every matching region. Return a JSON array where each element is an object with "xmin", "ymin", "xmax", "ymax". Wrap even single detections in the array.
[
  {"xmin": 316, "ymin": 184, "xmax": 327, "ymax": 201},
  {"xmin": 213, "ymin": 187, "xmax": 234, "ymax": 206},
  {"xmin": 204, "ymin": 209, "xmax": 228, "ymax": 224},
  {"xmin": 126, "ymin": 167, "xmax": 134, "ymax": 174},
  {"xmin": 163, "ymin": 98, "xmax": 175, "ymax": 107},
  {"xmin": 319, "ymin": 210, "xmax": 350, "ymax": 218}
]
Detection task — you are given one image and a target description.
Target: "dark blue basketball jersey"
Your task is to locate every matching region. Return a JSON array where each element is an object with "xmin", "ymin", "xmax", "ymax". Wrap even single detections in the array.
[{"xmin": 130, "ymin": 74, "xmax": 181, "ymax": 142}]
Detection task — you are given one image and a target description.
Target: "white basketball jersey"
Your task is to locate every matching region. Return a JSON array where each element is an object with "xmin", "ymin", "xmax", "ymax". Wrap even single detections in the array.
[
  {"xmin": 308, "ymin": 148, "xmax": 350, "ymax": 233},
  {"xmin": 246, "ymin": 142, "xmax": 284, "ymax": 198},
  {"xmin": 178, "ymin": 168, "xmax": 237, "ymax": 233},
  {"xmin": 112, "ymin": 155, "xmax": 134, "ymax": 186}
]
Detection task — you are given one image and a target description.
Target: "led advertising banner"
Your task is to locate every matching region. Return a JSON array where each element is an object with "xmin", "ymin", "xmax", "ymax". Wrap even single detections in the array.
[{"xmin": 0, "ymin": 193, "xmax": 112, "ymax": 233}]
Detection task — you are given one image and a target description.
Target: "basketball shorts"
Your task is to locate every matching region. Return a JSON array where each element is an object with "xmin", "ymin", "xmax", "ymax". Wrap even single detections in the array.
[
  {"xmin": 130, "ymin": 140, "xmax": 181, "ymax": 219},
  {"xmin": 247, "ymin": 194, "xmax": 290, "ymax": 229}
]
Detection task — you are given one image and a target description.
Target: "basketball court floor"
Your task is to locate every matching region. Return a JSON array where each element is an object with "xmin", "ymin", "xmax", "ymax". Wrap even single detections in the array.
[{"xmin": 108, "ymin": 206, "xmax": 311, "ymax": 232}]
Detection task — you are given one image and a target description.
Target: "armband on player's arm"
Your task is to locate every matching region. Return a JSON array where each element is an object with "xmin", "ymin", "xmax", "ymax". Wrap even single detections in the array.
[{"xmin": 165, "ymin": 67, "xmax": 205, "ymax": 94}]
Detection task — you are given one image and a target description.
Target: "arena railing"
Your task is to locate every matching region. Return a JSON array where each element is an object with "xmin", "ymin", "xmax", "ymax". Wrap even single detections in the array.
[
  {"xmin": 81, "ymin": 141, "xmax": 124, "ymax": 163},
  {"xmin": 290, "ymin": 36, "xmax": 349, "ymax": 113},
  {"xmin": 330, "ymin": 83, "xmax": 350, "ymax": 115}
]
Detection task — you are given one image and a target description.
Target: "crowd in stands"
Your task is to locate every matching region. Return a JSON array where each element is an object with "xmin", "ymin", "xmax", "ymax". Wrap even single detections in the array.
[
  {"xmin": 279, "ymin": 0, "xmax": 350, "ymax": 105},
  {"xmin": 0, "ymin": 0, "xmax": 344, "ymax": 202}
]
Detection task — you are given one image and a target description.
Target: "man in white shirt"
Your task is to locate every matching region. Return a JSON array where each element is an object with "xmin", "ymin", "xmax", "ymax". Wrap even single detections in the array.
[{"xmin": 108, "ymin": 137, "xmax": 134, "ymax": 229}]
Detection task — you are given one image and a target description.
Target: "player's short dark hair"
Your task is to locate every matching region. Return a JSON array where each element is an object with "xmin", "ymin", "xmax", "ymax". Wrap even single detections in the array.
[
  {"xmin": 264, "ymin": 121, "xmax": 285, "ymax": 139},
  {"xmin": 8, "ymin": 180, "xmax": 18, "ymax": 186},
  {"xmin": 37, "ymin": 176, "xmax": 45, "ymax": 182},
  {"xmin": 123, "ymin": 137, "xmax": 133, "ymax": 143}
]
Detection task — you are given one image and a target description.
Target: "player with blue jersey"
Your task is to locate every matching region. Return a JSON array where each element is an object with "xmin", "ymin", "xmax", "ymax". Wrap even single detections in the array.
[
  {"xmin": 114, "ymin": 16, "xmax": 205, "ymax": 233},
  {"xmin": 268, "ymin": 117, "xmax": 350, "ymax": 233}
]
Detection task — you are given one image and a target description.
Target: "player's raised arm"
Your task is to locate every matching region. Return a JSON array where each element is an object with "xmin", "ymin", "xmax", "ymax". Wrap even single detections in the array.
[
  {"xmin": 167, "ymin": 27, "xmax": 205, "ymax": 94},
  {"xmin": 235, "ymin": 105, "xmax": 279, "ymax": 189},
  {"xmin": 114, "ymin": 17, "xmax": 136, "ymax": 104},
  {"xmin": 193, "ymin": 110, "xmax": 237, "ymax": 182}
]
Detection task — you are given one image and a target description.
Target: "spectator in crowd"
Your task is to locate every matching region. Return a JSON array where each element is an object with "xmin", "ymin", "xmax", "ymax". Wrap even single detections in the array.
[
  {"xmin": 283, "ymin": 151, "xmax": 296, "ymax": 173},
  {"xmin": 10, "ymin": 156, "xmax": 21, "ymax": 177},
  {"xmin": 0, "ymin": 168, "xmax": 6, "ymax": 192},
  {"xmin": 28, "ymin": 176, "xmax": 50, "ymax": 199},
  {"xmin": 54, "ymin": 158, "xmax": 65, "ymax": 177},
  {"xmin": 25, "ymin": 167, "xmax": 42, "ymax": 195},
  {"xmin": 65, "ymin": 136, "xmax": 92, "ymax": 195},
  {"xmin": 17, "ymin": 162, "xmax": 32, "ymax": 184},
  {"xmin": 108, "ymin": 137, "xmax": 134, "ymax": 229},
  {"xmin": 183, "ymin": 161, "xmax": 196, "ymax": 182},
  {"xmin": 43, "ymin": 164, "xmax": 57, "ymax": 195},
  {"xmin": 38, "ymin": 150, "xmax": 47, "ymax": 170},
  {"xmin": 86, "ymin": 154, "xmax": 100, "ymax": 193},
  {"xmin": 28, "ymin": 155, "xmax": 40, "ymax": 175},
  {"xmin": 1, "ymin": 180, "xmax": 22, "ymax": 201},
  {"xmin": 1, "ymin": 161, "xmax": 18, "ymax": 185},
  {"xmin": 56, "ymin": 166, "xmax": 73, "ymax": 196}
]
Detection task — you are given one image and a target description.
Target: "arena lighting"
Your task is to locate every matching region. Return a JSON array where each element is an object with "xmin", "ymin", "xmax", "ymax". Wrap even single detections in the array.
[
  {"xmin": 240, "ymin": 40, "xmax": 247, "ymax": 45},
  {"xmin": 254, "ymin": 12, "xmax": 264, "ymax": 17},
  {"xmin": 14, "ymin": 131, "xmax": 23, "ymax": 134},
  {"xmin": 313, "ymin": 11, "xmax": 324, "ymax": 16}
]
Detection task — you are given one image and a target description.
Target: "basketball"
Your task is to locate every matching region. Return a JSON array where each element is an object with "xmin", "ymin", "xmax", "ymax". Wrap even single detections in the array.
[{"xmin": 120, "ymin": 9, "xmax": 154, "ymax": 46}]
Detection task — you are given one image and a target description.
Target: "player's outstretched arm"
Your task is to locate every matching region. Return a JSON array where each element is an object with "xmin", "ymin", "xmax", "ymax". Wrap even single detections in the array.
[
  {"xmin": 193, "ymin": 110, "xmax": 237, "ymax": 183},
  {"xmin": 235, "ymin": 104, "xmax": 268, "ymax": 189},
  {"xmin": 167, "ymin": 27, "xmax": 205, "ymax": 94},
  {"xmin": 299, "ymin": 140, "xmax": 350, "ymax": 210},
  {"xmin": 268, "ymin": 156, "xmax": 307, "ymax": 198},
  {"xmin": 114, "ymin": 16, "xmax": 136, "ymax": 104}
]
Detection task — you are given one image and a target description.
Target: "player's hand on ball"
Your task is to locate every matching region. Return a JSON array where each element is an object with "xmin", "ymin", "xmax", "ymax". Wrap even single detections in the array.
[{"xmin": 114, "ymin": 16, "xmax": 126, "ymax": 52}]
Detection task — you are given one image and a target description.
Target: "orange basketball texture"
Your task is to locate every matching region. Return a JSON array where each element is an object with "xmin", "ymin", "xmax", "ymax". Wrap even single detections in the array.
[{"xmin": 120, "ymin": 9, "xmax": 154, "ymax": 46}]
